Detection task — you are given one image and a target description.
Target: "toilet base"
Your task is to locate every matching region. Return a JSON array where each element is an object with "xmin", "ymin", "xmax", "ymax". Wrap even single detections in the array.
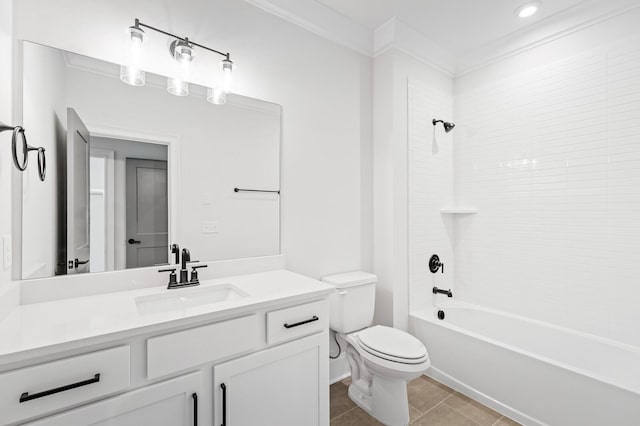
[{"xmin": 348, "ymin": 374, "xmax": 410, "ymax": 426}]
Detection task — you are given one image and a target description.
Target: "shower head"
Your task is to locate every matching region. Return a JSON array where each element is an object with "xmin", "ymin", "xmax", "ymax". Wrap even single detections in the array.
[
  {"xmin": 443, "ymin": 122, "xmax": 455, "ymax": 133},
  {"xmin": 432, "ymin": 119, "xmax": 455, "ymax": 133}
]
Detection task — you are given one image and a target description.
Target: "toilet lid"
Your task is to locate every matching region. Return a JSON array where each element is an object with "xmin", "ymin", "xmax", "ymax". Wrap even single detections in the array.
[{"xmin": 357, "ymin": 326, "xmax": 427, "ymax": 361}]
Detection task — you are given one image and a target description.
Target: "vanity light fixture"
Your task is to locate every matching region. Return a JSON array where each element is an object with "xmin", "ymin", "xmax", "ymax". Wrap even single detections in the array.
[
  {"xmin": 515, "ymin": 1, "xmax": 541, "ymax": 18},
  {"xmin": 120, "ymin": 24, "xmax": 147, "ymax": 86},
  {"xmin": 120, "ymin": 19, "xmax": 234, "ymax": 104}
]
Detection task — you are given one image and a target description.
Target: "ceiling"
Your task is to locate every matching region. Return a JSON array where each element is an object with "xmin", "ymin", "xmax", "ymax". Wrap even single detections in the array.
[{"xmin": 314, "ymin": 0, "xmax": 590, "ymax": 56}]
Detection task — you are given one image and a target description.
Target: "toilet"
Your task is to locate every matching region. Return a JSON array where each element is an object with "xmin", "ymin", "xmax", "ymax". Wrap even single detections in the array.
[{"xmin": 322, "ymin": 272, "xmax": 430, "ymax": 426}]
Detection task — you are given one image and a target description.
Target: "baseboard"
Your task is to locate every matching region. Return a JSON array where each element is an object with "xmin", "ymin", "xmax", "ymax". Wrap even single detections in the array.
[{"xmin": 425, "ymin": 367, "xmax": 545, "ymax": 426}]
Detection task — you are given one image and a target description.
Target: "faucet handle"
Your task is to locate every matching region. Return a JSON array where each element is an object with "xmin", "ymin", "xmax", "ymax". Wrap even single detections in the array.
[
  {"xmin": 158, "ymin": 268, "xmax": 178, "ymax": 288},
  {"xmin": 429, "ymin": 254, "xmax": 444, "ymax": 274},
  {"xmin": 189, "ymin": 264, "xmax": 208, "ymax": 285}
]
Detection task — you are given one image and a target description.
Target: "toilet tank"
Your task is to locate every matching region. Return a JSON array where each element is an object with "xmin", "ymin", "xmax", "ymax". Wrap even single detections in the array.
[{"xmin": 322, "ymin": 271, "xmax": 377, "ymax": 334}]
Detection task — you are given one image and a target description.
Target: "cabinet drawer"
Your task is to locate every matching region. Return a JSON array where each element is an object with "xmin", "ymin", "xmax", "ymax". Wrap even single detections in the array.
[
  {"xmin": 147, "ymin": 314, "xmax": 259, "ymax": 379},
  {"xmin": 267, "ymin": 300, "xmax": 328, "ymax": 345},
  {"xmin": 0, "ymin": 346, "xmax": 130, "ymax": 425}
]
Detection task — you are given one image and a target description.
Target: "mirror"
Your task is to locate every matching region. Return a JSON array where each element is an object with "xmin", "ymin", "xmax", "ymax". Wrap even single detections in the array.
[{"xmin": 21, "ymin": 41, "xmax": 281, "ymax": 279}]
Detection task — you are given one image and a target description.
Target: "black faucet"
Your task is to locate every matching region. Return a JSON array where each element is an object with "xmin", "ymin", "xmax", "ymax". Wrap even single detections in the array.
[
  {"xmin": 433, "ymin": 287, "xmax": 453, "ymax": 297},
  {"xmin": 159, "ymin": 247, "xmax": 208, "ymax": 289},
  {"xmin": 180, "ymin": 248, "xmax": 191, "ymax": 284},
  {"xmin": 171, "ymin": 243, "xmax": 180, "ymax": 265}
]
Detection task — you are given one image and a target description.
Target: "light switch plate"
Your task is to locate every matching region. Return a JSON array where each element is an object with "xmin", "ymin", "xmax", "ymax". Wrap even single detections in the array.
[
  {"xmin": 3, "ymin": 234, "xmax": 11, "ymax": 270},
  {"xmin": 202, "ymin": 221, "xmax": 219, "ymax": 234}
]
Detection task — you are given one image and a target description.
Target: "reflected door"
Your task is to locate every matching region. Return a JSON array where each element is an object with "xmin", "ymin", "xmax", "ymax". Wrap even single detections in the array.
[
  {"xmin": 125, "ymin": 158, "xmax": 168, "ymax": 268},
  {"xmin": 66, "ymin": 108, "xmax": 91, "ymax": 274}
]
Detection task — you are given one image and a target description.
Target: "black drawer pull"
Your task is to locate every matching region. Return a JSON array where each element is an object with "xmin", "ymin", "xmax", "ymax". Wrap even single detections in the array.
[
  {"xmin": 284, "ymin": 315, "xmax": 319, "ymax": 329},
  {"xmin": 220, "ymin": 383, "xmax": 227, "ymax": 426},
  {"xmin": 19, "ymin": 373, "xmax": 101, "ymax": 403},
  {"xmin": 192, "ymin": 393, "xmax": 198, "ymax": 426}
]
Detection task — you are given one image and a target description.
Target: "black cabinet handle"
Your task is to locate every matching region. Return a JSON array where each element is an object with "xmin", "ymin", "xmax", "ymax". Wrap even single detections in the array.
[
  {"xmin": 19, "ymin": 373, "xmax": 100, "ymax": 403},
  {"xmin": 128, "ymin": 238, "xmax": 141, "ymax": 244},
  {"xmin": 284, "ymin": 315, "xmax": 319, "ymax": 329},
  {"xmin": 192, "ymin": 393, "xmax": 198, "ymax": 426},
  {"xmin": 220, "ymin": 383, "xmax": 227, "ymax": 426}
]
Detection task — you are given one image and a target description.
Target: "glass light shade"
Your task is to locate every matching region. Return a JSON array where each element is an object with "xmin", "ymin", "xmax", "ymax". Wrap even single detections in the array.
[
  {"xmin": 207, "ymin": 87, "xmax": 227, "ymax": 105},
  {"xmin": 167, "ymin": 77, "xmax": 189, "ymax": 96},
  {"xmin": 120, "ymin": 26, "xmax": 146, "ymax": 86},
  {"xmin": 167, "ymin": 41, "xmax": 194, "ymax": 96},
  {"xmin": 221, "ymin": 58, "xmax": 233, "ymax": 93},
  {"xmin": 120, "ymin": 65, "xmax": 145, "ymax": 86}
]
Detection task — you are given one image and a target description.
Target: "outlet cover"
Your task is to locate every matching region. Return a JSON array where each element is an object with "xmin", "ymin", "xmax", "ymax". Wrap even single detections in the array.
[
  {"xmin": 3, "ymin": 234, "xmax": 11, "ymax": 270},
  {"xmin": 202, "ymin": 221, "xmax": 219, "ymax": 234}
]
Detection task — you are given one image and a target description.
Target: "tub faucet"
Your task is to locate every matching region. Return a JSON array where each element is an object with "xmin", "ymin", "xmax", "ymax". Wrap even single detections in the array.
[{"xmin": 433, "ymin": 287, "xmax": 453, "ymax": 297}]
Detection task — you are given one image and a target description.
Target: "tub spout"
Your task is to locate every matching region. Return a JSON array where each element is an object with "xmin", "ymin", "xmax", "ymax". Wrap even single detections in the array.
[{"xmin": 433, "ymin": 287, "xmax": 453, "ymax": 297}]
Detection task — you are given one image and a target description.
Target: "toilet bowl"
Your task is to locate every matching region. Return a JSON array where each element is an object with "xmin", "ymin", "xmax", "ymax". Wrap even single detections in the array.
[{"xmin": 322, "ymin": 272, "xmax": 430, "ymax": 426}]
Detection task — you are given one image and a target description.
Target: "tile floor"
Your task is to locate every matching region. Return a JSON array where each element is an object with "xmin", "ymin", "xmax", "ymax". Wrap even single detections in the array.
[{"xmin": 330, "ymin": 376, "xmax": 521, "ymax": 426}]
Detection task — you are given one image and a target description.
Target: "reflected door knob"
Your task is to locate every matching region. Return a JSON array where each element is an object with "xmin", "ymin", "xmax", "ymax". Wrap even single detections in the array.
[{"xmin": 74, "ymin": 258, "xmax": 89, "ymax": 268}]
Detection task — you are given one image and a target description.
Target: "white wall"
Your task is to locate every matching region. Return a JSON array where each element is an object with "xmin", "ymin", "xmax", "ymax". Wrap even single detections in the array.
[
  {"xmin": 453, "ymin": 10, "xmax": 640, "ymax": 347},
  {"xmin": 374, "ymin": 49, "xmax": 453, "ymax": 329},
  {"xmin": 13, "ymin": 0, "xmax": 373, "ymax": 280},
  {"xmin": 0, "ymin": 0, "xmax": 13, "ymax": 283},
  {"xmin": 0, "ymin": 0, "xmax": 19, "ymax": 320}
]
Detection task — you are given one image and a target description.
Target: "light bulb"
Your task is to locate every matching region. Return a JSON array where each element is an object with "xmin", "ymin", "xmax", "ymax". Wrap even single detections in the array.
[
  {"xmin": 120, "ymin": 25, "xmax": 146, "ymax": 86},
  {"xmin": 207, "ymin": 87, "xmax": 227, "ymax": 105},
  {"xmin": 515, "ymin": 1, "xmax": 541, "ymax": 18},
  {"xmin": 221, "ymin": 58, "xmax": 233, "ymax": 93},
  {"xmin": 168, "ymin": 40, "xmax": 194, "ymax": 96}
]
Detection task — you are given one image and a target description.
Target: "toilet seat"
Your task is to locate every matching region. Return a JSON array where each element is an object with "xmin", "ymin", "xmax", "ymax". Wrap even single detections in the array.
[{"xmin": 352, "ymin": 326, "xmax": 429, "ymax": 365}]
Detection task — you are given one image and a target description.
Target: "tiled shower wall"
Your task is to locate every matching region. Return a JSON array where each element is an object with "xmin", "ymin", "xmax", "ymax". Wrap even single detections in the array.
[
  {"xmin": 453, "ymin": 35, "xmax": 640, "ymax": 347},
  {"xmin": 408, "ymin": 79, "xmax": 454, "ymax": 312}
]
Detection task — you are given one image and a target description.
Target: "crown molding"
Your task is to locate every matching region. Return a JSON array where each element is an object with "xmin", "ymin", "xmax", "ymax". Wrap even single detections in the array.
[
  {"xmin": 245, "ymin": 0, "xmax": 640, "ymax": 78},
  {"xmin": 244, "ymin": 0, "xmax": 372, "ymax": 56},
  {"xmin": 374, "ymin": 18, "xmax": 456, "ymax": 77},
  {"xmin": 456, "ymin": 0, "xmax": 640, "ymax": 76}
]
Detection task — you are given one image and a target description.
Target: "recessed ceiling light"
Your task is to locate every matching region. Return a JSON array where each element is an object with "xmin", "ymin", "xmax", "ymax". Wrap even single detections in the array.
[{"xmin": 515, "ymin": 1, "xmax": 542, "ymax": 18}]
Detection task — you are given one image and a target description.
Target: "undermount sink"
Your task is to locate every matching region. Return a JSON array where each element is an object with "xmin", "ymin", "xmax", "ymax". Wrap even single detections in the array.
[{"xmin": 135, "ymin": 283, "xmax": 249, "ymax": 315}]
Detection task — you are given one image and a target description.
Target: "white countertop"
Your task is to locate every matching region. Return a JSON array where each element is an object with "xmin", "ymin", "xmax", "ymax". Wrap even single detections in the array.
[{"xmin": 0, "ymin": 270, "xmax": 334, "ymax": 365}]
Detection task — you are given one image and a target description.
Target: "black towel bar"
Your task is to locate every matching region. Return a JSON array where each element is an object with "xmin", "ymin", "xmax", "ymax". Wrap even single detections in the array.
[{"xmin": 234, "ymin": 187, "xmax": 280, "ymax": 194}]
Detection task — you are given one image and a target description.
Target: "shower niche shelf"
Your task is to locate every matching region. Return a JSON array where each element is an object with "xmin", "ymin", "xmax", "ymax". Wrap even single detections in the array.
[{"xmin": 440, "ymin": 208, "xmax": 478, "ymax": 214}]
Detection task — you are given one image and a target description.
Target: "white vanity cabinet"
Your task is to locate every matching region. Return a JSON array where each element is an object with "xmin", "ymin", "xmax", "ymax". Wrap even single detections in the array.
[
  {"xmin": 213, "ymin": 333, "xmax": 328, "ymax": 426},
  {"xmin": 25, "ymin": 372, "xmax": 202, "ymax": 426},
  {"xmin": 2, "ymin": 295, "xmax": 330, "ymax": 426}
]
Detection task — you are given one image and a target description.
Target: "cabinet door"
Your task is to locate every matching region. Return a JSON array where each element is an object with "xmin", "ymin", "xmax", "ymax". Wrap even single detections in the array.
[
  {"xmin": 26, "ymin": 372, "xmax": 202, "ymax": 426},
  {"xmin": 214, "ymin": 332, "xmax": 328, "ymax": 426}
]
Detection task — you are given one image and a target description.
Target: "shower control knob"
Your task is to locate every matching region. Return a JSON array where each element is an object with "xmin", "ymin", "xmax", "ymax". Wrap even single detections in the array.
[{"xmin": 429, "ymin": 254, "xmax": 444, "ymax": 274}]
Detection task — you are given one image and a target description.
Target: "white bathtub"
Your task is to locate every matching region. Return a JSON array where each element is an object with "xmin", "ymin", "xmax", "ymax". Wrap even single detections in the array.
[{"xmin": 410, "ymin": 300, "xmax": 640, "ymax": 426}]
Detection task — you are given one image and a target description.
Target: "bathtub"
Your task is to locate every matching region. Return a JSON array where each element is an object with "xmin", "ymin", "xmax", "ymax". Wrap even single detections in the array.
[{"xmin": 410, "ymin": 300, "xmax": 640, "ymax": 426}]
